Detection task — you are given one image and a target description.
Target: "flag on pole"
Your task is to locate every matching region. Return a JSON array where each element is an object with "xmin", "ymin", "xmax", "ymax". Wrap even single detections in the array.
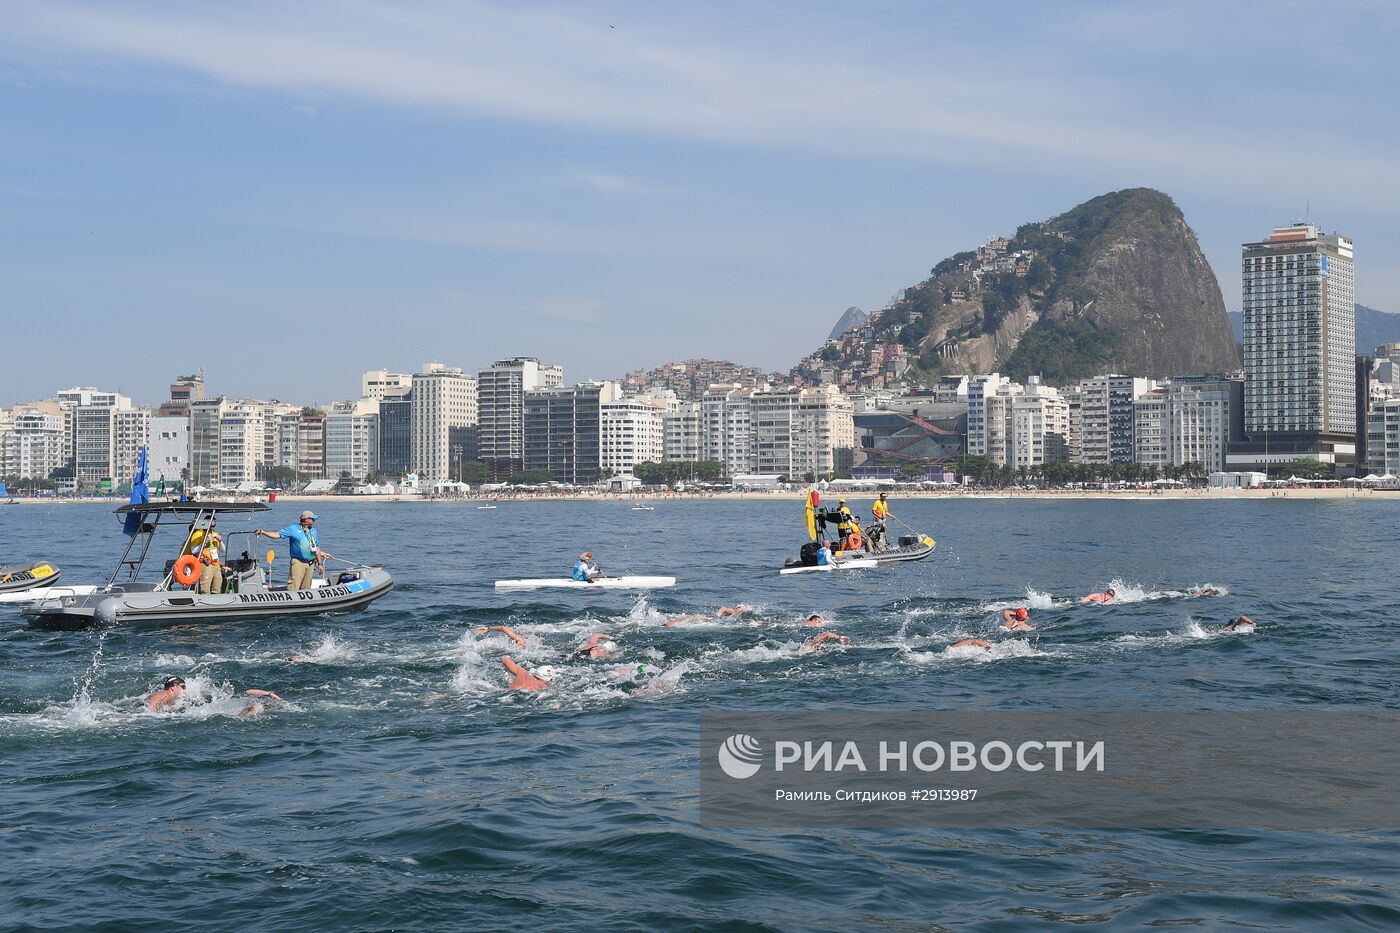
[{"xmin": 123, "ymin": 446, "xmax": 150, "ymax": 536}]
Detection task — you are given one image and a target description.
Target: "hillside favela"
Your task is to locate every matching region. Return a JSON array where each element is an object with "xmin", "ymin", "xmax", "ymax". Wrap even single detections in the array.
[
  {"xmin": 5, "ymin": 5, "xmax": 1400, "ymax": 933},
  {"xmin": 6, "ymin": 191, "xmax": 1398, "ymax": 497}
]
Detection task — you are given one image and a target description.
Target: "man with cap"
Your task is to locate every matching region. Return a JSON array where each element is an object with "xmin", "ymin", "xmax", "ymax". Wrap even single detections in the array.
[
  {"xmin": 256, "ymin": 511, "xmax": 332, "ymax": 591},
  {"xmin": 833, "ymin": 499, "xmax": 854, "ymax": 549},
  {"xmin": 572, "ymin": 551, "xmax": 602, "ymax": 583}
]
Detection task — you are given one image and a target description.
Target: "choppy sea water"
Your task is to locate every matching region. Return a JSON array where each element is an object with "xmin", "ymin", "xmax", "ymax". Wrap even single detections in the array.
[{"xmin": 2, "ymin": 497, "xmax": 1398, "ymax": 931}]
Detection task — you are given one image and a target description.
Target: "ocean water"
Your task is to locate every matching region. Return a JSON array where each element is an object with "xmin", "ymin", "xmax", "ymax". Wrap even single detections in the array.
[{"xmin": 2, "ymin": 497, "xmax": 1398, "ymax": 931}]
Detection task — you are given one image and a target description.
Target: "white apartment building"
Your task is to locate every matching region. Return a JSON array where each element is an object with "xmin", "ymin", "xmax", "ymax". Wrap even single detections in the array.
[
  {"xmin": 148, "ymin": 414, "xmax": 190, "ymax": 487},
  {"xmin": 966, "ymin": 374, "xmax": 1013, "ymax": 460},
  {"xmin": 1135, "ymin": 383, "xmax": 1233, "ymax": 471},
  {"xmin": 702, "ymin": 385, "xmax": 757, "ymax": 477},
  {"xmin": 189, "ymin": 398, "xmax": 229, "ymax": 487},
  {"xmin": 750, "ymin": 384, "xmax": 854, "ymax": 479},
  {"xmin": 361, "ymin": 370, "xmax": 414, "ymax": 400},
  {"xmin": 1079, "ymin": 375, "xmax": 1155, "ymax": 463},
  {"xmin": 218, "ymin": 401, "xmax": 266, "ymax": 487},
  {"xmin": 325, "ymin": 399, "xmax": 380, "ymax": 481},
  {"xmin": 600, "ymin": 396, "xmax": 666, "ymax": 475},
  {"xmin": 1009, "ymin": 378, "xmax": 1070, "ymax": 468},
  {"xmin": 0, "ymin": 409, "xmax": 65, "ymax": 479},
  {"xmin": 663, "ymin": 401, "xmax": 703, "ymax": 462},
  {"xmin": 411, "ymin": 363, "xmax": 477, "ymax": 481},
  {"xmin": 1366, "ymin": 398, "xmax": 1400, "ymax": 475},
  {"xmin": 112, "ymin": 407, "xmax": 151, "ymax": 489},
  {"xmin": 477, "ymin": 357, "xmax": 564, "ymax": 471}
]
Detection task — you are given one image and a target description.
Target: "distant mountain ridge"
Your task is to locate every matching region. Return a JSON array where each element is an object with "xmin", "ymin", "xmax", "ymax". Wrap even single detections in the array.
[
  {"xmin": 793, "ymin": 188, "xmax": 1239, "ymax": 388},
  {"xmin": 828, "ymin": 306, "xmax": 868, "ymax": 341},
  {"xmin": 1227, "ymin": 304, "xmax": 1400, "ymax": 353}
]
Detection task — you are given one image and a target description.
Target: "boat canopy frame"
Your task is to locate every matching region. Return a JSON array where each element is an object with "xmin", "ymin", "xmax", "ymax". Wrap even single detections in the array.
[{"xmin": 108, "ymin": 501, "xmax": 270, "ymax": 589}]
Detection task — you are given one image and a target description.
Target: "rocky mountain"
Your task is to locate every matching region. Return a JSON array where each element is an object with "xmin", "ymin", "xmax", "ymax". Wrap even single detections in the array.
[
  {"xmin": 828, "ymin": 306, "xmax": 868, "ymax": 341},
  {"xmin": 1228, "ymin": 304, "xmax": 1400, "ymax": 353},
  {"xmin": 797, "ymin": 188, "xmax": 1240, "ymax": 389}
]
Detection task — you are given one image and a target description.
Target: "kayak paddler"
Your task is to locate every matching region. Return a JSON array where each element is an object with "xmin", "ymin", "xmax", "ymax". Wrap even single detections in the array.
[{"xmin": 572, "ymin": 551, "xmax": 602, "ymax": 583}]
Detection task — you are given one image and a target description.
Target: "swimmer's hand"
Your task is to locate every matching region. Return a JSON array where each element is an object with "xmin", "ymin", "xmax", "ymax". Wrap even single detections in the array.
[{"xmin": 245, "ymin": 689, "xmax": 283, "ymax": 702}]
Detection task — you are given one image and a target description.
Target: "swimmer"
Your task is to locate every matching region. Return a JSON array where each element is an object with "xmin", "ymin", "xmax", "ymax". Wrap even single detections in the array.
[
  {"xmin": 475, "ymin": 624, "xmax": 529, "ymax": 646},
  {"xmin": 611, "ymin": 663, "xmax": 650, "ymax": 680},
  {"xmin": 947, "ymin": 638, "xmax": 992, "ymax": 653},
  {"xmin": 502, "ymin": 656, "xmax": 553, "ymax": 691},
  {"xmin": 803, "ymin": 631, "xmax": 850, "ymax": 652},
  {"xmin": 145, "ymin": 675, "xmax": 186, "ymax": 711},
  {"xmin": 239, "ymin": 688, "xmax": 284, "ymax": 717},
  {"xmin": 1189, "ymin": 586, "xmax": 1224, "ymax": 598},
  {"xmin": 577, "ymin": 633, "xmax": 615, "ymax": 659},
  {"xmin": 1001, "ymin": 607, "xmax": 1033, "ymax": 631},
  {"xmin": 1224, "ymin": 614, "xmax": 1256, "ymax": 633},
  {"xmin": 801, "ymin": 613, "xmax": 825, "ymax": 627},
  {"xmin": 1081, "ymin": 587, "xmax": 1117, "ymax": 605},
  {"xmin": 666, "ymin": 606, "xmax": 750, "ymax": 627},
  {"xmin": 286, "ymin": 654, "xmax": 315, "ymax": 663}
]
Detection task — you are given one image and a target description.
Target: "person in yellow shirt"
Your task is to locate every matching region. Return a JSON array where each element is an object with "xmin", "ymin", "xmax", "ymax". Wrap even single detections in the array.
[
  {"xmin": 190, "ymin": 520, "xmax": 224, "ymax": 594},
  {"xmin": 870, "ymin": 493, "xmax": 893, "ymax": 551}
]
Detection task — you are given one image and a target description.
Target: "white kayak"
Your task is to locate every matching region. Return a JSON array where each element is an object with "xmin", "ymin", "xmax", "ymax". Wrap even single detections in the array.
[
  {"xmin": 778, "ymin": 559, "xmax": 878, "ymax": 576},
  {"xmin": 495, "ymin": 576, "xmax": 676, "ymax": 591},
  {"xmin": 0, "ymin": 584, "xmax": 99, "ymax": 604}
]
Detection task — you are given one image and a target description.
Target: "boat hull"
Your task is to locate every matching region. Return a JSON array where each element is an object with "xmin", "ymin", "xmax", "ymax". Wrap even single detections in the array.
[
  {"xmin": 495, "ymin": 576, "xmax": 675, "ymax": 591},
  {"xmin": 0, "ymin": 563, "xmax": 61, "ymax": 595},
  {"xmin": 24, "ymin": 567, "xmax": 393, "ymax": 629},
  {"xmin": 778, "ymin": 559, "xmax": 878, "ymax": 575}
]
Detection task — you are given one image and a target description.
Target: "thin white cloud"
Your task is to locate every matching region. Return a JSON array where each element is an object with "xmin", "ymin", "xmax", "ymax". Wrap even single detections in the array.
[{"xmin": 3, "ymin": 0, "xmax": 1397, "ymax": 210}]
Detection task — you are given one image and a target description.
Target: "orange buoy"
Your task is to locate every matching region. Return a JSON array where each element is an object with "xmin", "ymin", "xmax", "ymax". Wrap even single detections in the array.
[{"xmin": 173, "ymin": 554, "xmax": 202, "ymax": 587}]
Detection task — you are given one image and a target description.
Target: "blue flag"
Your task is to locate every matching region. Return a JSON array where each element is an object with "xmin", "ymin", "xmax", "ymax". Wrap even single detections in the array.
[{"xmin": 123, "ymin": 446, "xmax": 150, "ymax": 536}]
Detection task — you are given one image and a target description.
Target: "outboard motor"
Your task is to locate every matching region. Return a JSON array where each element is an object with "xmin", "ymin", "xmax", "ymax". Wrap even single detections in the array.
[{"xmin": 799, "ymin": 541, "xmax": 822, "ymax": 567}]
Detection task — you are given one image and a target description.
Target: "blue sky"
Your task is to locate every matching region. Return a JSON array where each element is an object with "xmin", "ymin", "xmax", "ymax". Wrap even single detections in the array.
[{"xmin": 3, "ymin": 1, "xmax": 1398, "ymax": 406}]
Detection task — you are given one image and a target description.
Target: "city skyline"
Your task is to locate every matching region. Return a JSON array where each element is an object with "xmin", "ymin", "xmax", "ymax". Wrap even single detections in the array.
[{"xmin": 3, "ymin": 2, "xmax": 1399, "ymax": 404}]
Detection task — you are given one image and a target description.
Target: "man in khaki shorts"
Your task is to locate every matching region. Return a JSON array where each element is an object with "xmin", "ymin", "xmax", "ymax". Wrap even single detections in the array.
[{"xmin": 256, "ymin": 510, "xmax": 331, "ymax": 590}]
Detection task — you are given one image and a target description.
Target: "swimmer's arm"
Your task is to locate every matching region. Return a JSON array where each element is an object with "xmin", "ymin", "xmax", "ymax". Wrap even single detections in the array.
[
  {"xmin": 501, "ymin": 657, "xmax": 528, "ymax": 677},
  {"xmin": 492, "ymin": 625, "xmax": 528, "ymax": 646},
  {"xmin": 244, "ymin": 689, "xmax": 283, "ymax": 701}
]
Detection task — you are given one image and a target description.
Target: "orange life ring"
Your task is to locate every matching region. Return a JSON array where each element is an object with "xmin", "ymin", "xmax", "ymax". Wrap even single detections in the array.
[
  {"xmin": 173, "ymin": 554, "xmax": 202, "ymax": 587},
  {"xmin": 845, "ymin": 532, "xmax": 863, "ymax": 550}
]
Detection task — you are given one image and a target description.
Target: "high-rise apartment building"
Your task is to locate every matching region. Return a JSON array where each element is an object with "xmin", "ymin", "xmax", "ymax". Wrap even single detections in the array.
[
  {"xmin": 0, "ymin": 409, "xmax": 65, "ymax": 479},
  {"xmin": 325, "ymin": 399, "xmax": 379, "ymax": 482},
  {"xmin": 1079, "ymin": 375, "xmax": 1155, "ymax": 463},
  {"xmin": 410, "ymin": 363, "xmax": 477, "ymax": 482},
  {"xmin": 749, "ymin": 384, "xmax": 854, "ymax": 479},
  {"xmin": 701, "ymin": 385, "xmax": 757, "ymax": 477},
  {"xmin": 523, "ymin": 381, "xmax": 617, "ymax": 484},
  {"xmin": 1009, "ymin": 378, "xmax": 1070, "ymax": 468},
  {"xmin": 149, "ymin": 414, "xmax": 190, "ymax": 487},
  {"xmin": 477, "ymin": 358, "xmax": 564, "ymax": 475},
  {"xmin": 663, "ymin": 401, "xmax": 703, "ymax": 463},
  {"xmin": 376, "ymin": 392, "xmax": 413, "ymax": 476},
  {"xmin": 1230, "ymin": 222, "xmax": 1356, "ymax": 470},
  {"xmin": 600, "ymin": 396, "xmax": 666, "ymax": 475}
]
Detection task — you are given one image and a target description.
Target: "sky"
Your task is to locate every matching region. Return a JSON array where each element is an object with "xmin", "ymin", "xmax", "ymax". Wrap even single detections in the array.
[{"xmin": 2, "ymin": 1, "xmax": 1398, "ymax": 407}]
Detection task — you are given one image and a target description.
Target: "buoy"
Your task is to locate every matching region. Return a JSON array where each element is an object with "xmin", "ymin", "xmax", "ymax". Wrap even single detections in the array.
[{"xmin": 173, "ymin": 554, "xmax": 202, "ymax": 587}]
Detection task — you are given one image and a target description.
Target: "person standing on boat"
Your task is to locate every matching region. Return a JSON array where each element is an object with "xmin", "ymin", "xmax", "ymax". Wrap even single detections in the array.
[
  {"xmin": 833, "ymin": 499, "xmax": 854, "ymax": 548},
  {"xmin": 255, "ymin": 511, "xmax": 332, "ymax": 591},
  {"xmin": 194, "ymin": 519, "xmax": 225, "ymax": 595},
  {"xmin": 871, "ymin": 494, "xmax": 893, "ymax": 551}
]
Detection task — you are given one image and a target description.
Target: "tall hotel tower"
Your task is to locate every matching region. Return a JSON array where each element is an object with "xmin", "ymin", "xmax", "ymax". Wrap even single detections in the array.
[{"xmin": 1228, "ymin": 223, "xmax": 1356, "ymax": 470}]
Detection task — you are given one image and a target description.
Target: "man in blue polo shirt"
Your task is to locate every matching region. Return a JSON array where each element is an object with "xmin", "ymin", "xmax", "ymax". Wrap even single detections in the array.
[{"xmin": 256, "ymin": 510, "xmax": 332, "ymax": 590}]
